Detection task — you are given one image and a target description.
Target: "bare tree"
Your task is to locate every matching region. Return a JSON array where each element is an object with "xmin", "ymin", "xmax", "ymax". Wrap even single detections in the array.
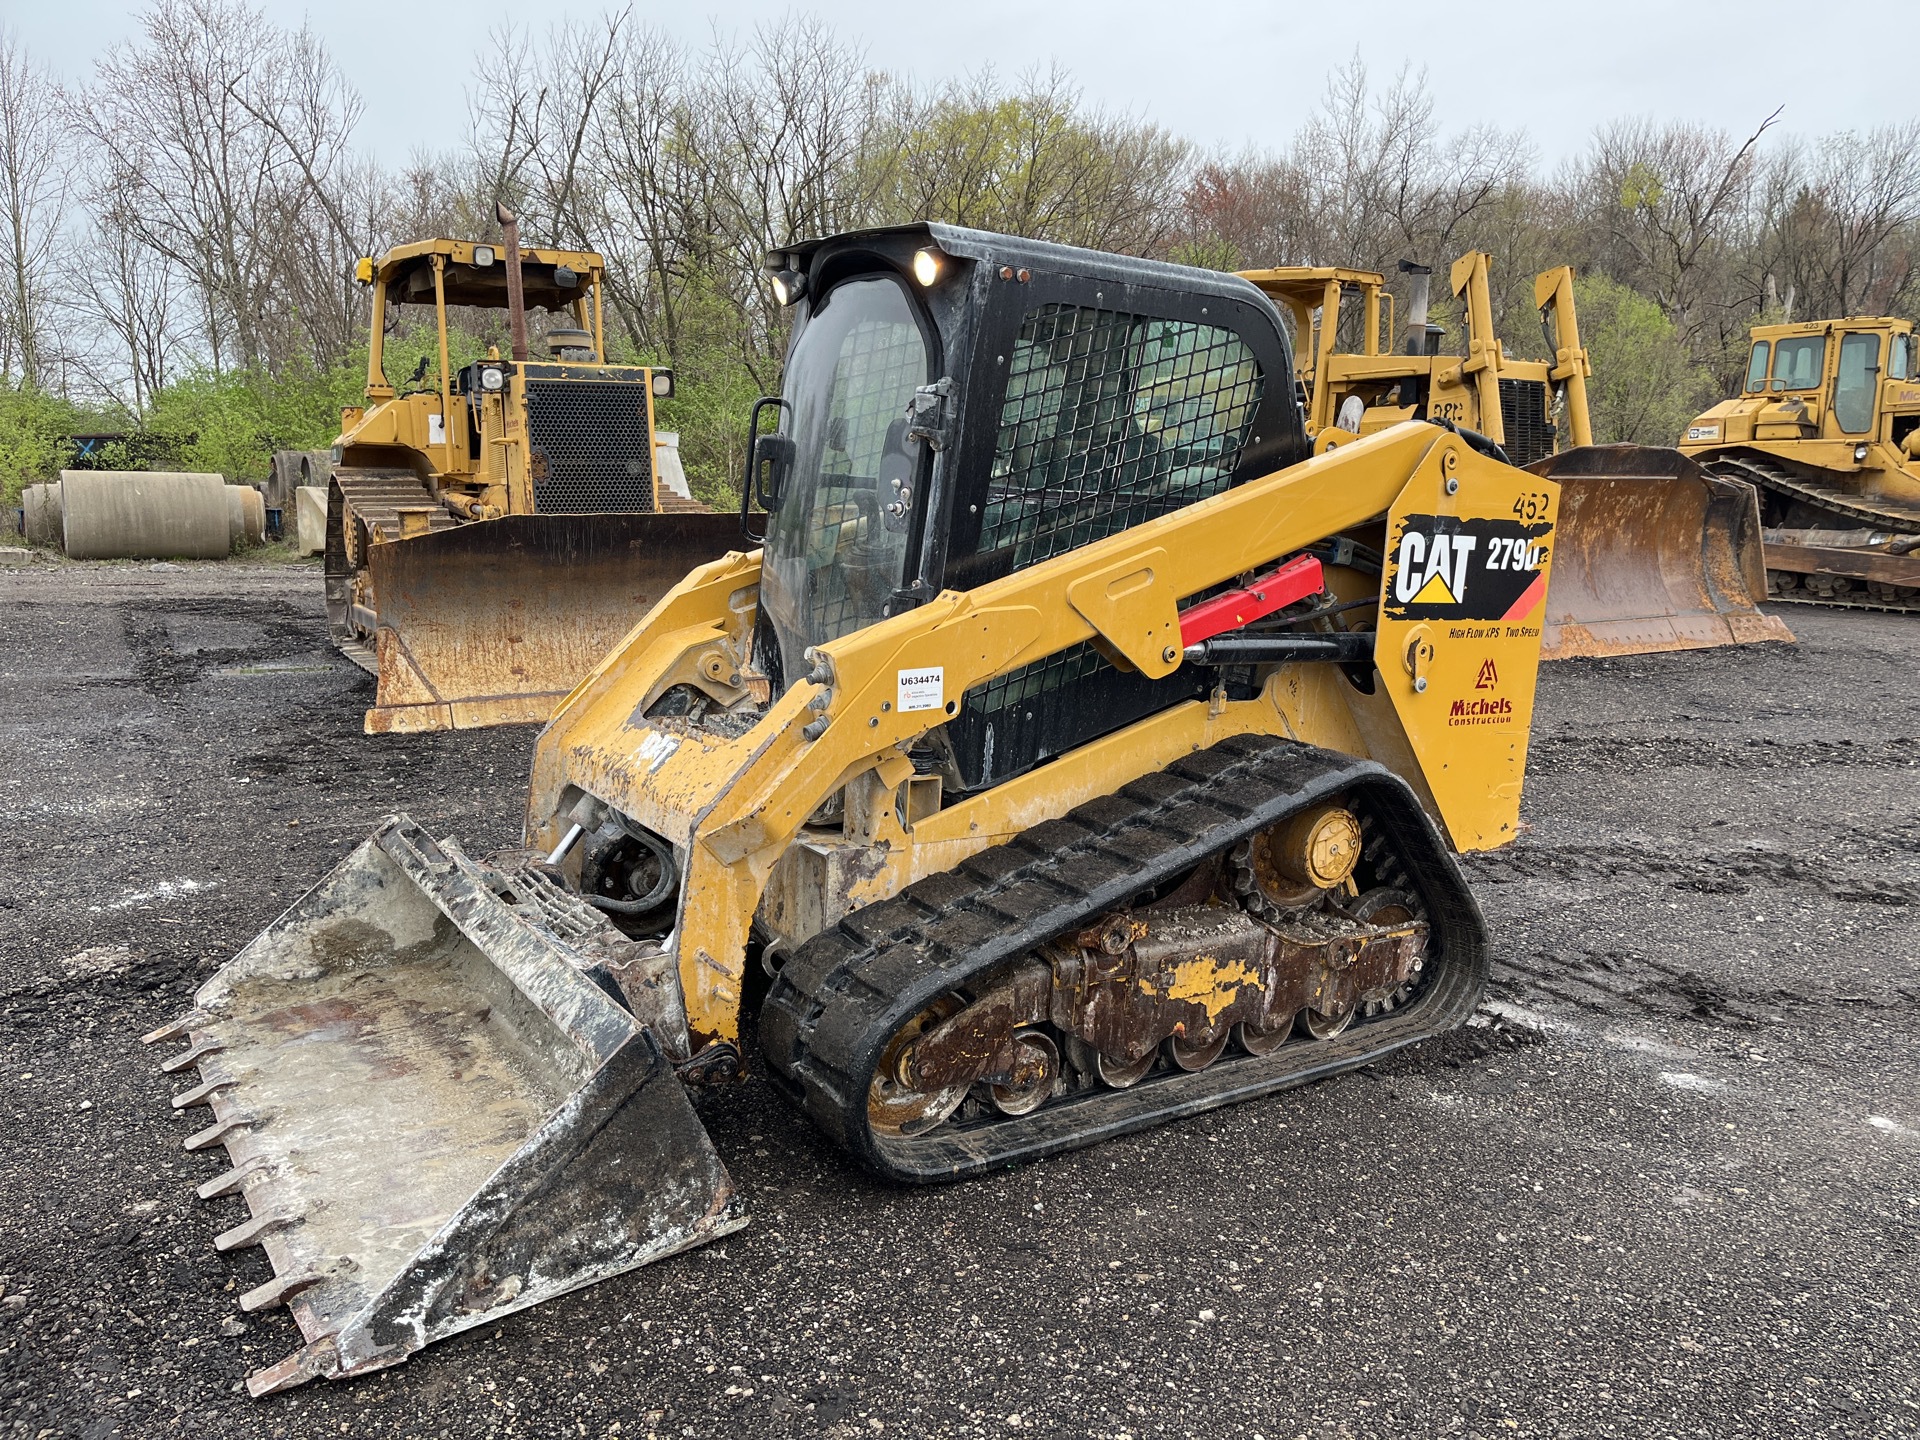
[
  {"xmin": 0, "ymin": 29, "xmax": 71, "ymax": 388},
  {"xmin": 1577, "ymin": 110, "xmax": 1778, "ymax": 355},
  {"xmin": 69, "ymin": 203, "xmax": 182, "ymax": 410},
  {"xmin": 1757, "ymin": 124, "xmax": 1920, "ymax": 321},
  {"xmin": 79, "ymin": 0, "xmax": 364, "ymax": 373}
]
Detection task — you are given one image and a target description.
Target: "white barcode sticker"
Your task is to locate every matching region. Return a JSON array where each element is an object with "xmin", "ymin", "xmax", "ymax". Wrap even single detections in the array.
[{"xmin": 897, "ymin": 666, "xmax": 944, "ymax": 713}]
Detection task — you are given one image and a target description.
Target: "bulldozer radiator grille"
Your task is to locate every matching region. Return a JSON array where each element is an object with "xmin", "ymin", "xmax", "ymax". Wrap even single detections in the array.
[
  {"xmin": 524, "ymin": 379, "xmax": 655, "ymax": 513},
  {"xmin": 1499, "ymin": 378, "xmax": 1555, "ymax": 469}
]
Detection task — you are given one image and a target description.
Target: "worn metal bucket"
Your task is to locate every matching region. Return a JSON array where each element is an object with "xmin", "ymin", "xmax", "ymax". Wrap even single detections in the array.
[
  {"xmin": 363, "ymin": 512, "xmax": 745, "ymax": 733},
  {"xmin": 1530, "ymin": 445, "xmax": 1794, "ymax": 659},
  {"xmin": 145, "ymin": 817, "xmax": 744, "ymax": 1394}
]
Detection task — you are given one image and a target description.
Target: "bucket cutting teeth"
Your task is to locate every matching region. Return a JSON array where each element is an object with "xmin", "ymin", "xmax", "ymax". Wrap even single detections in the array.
[
  {"xmin": 215, "ymin": 1212, "xmax": 296, "ymax": 1253},
  {"xmin": 195, "ymin": 1162, "xmax": 263, "ymax": 1201},
  {"xmin": 147, "ymin": 814, "xmax": 745, "ymax": 1394},
  {"xmin": 241, "ymin": 1271, "xmax": 324, "ymax": 1314},
  {"xmin": 184, "ymin": 1114, "xmax": 253, "ymax": 1151},
  {"xmin": 142, "ymin": 1011, "xmax": 209, "ymax": 1045},
  {"xmin": 170, "ymin": 1076, "xmax": 234, "ymax": 1109},
  {"xmin": 160, "ymin": 1038, "xmax": 223, "ymax": 1073}
]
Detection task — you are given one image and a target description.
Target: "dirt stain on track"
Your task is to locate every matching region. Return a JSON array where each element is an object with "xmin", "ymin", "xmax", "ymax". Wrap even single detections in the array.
[{"xmin": 2, "ymin": 565, "xmax": 1917, "ymax": 1439}]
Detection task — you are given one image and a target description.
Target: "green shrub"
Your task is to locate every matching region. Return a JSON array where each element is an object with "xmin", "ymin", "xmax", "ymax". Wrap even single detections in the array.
[{"xmin": 1573, "ymin": 273, "xmax": 1720, "ymax": 444}]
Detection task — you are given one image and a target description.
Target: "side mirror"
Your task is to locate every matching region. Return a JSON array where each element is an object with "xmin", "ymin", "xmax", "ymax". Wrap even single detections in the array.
[
  {"xmin": 739, "ymin": 394, "xmax": 791, "ymax": 543},
  {"xmin": 753, "ymin": 434, "xmax": 796, "ymax": 512}
]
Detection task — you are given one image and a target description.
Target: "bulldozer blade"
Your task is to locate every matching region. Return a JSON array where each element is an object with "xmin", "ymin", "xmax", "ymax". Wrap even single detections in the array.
[
  {"xmin": 363, "ymin": 511, "xmax": 744, "ymax": 734},
  {"xmin": 145, "ymin": 816, "xmax": 745, "ymax": 1395},
  {"xmin": 1529, "ymin": 445, "xmax": 1795, "ymax": 659}
]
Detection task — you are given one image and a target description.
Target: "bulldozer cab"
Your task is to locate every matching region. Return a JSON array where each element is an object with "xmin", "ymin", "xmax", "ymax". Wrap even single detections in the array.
[{"xmin": 1682, "ymin": 318, "xmax": 1920, "ymax": 455}]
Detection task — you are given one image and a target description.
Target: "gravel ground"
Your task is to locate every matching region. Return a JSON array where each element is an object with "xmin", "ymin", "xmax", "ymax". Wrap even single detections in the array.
[{"xmin": 1, "ymin": 559, "xmax": 1915, "ymax": 1440}]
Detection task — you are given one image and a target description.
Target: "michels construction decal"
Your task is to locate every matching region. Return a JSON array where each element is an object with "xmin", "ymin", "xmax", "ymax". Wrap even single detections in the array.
[{"xmin": 1382, "ymin": 513, "xmax": 1553, "ymax": 626}]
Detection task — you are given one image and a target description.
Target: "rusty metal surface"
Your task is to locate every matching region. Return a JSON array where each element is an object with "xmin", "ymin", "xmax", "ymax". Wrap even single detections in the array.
[
  {"xmin": 901, "ymin": 902, "xmax": 1426, "ymax": 1093},
  {"xmin": 1531, "ymin": 445, "xmax": 1795, "ymax": 659},
  {"xmin": 363, "ymin": 511, "xmax": 744, "ymax": 733},
  {"xmin": 1762, "ymin": 540, "xmax": 1920, "ymax": 587},
  {"xmin": 145, "ymin": 815, "xmax": 744, "ymax": 1394}
]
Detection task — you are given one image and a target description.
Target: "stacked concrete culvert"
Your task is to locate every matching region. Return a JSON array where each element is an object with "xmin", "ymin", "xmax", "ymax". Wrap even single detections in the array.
[
  {"xmin": 59, "ymin": 471, "xmax": 232, "ymax": 559},
  {"xmin": 22, "ymin": 483, "xmax": 62, "ymax": 545}
]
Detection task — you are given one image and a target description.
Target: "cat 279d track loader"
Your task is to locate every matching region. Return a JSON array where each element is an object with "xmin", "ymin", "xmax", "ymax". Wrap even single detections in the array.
[
  {"xmin": 151, "ymin": 224, "xmax": 1567, "ymax": 1393},
  {"xmin": 327, "ymin": 209, "xmax": 739, "ymax": 732},
  {"xmin": 1242, "ymin": 254, "xmax": 1789, "ymax": 659},
  {"xmin": 1680, "ymin": 316, "xmax": 1920, "ymax": 611}
]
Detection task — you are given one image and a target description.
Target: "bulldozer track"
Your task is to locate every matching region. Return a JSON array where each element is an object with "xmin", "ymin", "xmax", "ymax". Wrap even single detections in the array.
[
  {"xmin": 1710, "ymin": 453, "xmax": 1920, "ymax": 531},
  {"xmin": 330, "ymin": 468, "xmax": 462, "ymax": 547},
  {"xmin": 323, "ymin": 468, "xmax": 460, "ymax": 660},
  {"xmin": 759, "ymin": 734, "xmax": 1488, "ymax": 1183},
  {"xmin": 1708, "ymin": 454, "xmax": 1920, "ymax": 614}
]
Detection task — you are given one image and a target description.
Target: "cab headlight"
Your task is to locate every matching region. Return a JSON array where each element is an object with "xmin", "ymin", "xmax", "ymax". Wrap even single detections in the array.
[
  {"xmin": 912, "ymin": 248, "xmax": 943, "ymax": 287},
  {"xmin": 771, "ymin": 269, "xmax": 806, "ymax": 307}
]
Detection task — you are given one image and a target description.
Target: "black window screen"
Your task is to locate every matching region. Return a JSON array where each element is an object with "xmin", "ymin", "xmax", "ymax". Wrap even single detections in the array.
[
  {"xmin": 980, "ymin": 304, "xmax": 1265, "ymax": 568},
  {"xmin": 946, "ymin": 301, "xmax": 1265, "ymax": 793}
]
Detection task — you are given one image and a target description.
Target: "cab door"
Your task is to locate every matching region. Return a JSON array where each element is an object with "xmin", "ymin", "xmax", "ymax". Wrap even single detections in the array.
[{"xmin": 1831, "ymin": 330, "xmax": 1882, "ymax": 438}]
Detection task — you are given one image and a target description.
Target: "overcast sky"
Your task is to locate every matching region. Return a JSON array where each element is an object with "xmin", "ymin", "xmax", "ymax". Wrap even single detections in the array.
[{"xmin": 13, "ymin": 1, "xmax": 1918, "ymax": 165}]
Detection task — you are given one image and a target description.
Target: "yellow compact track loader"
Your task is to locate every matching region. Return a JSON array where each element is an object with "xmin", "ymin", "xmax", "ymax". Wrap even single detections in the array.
[
  {"xmin": 328, "ymin": 212, "xmax": 740, "ymax": 733},
  {"xmin": 156, "ymin": 224, "xmax": 1580, "ymax": 1392},
  {"xmin": 1680, "ymin": 317, "xmax": 1920, "ymax": 610},
  {"xmin": 1241, "ymin": 255, "xmax": 1790, "ymax": 659}
]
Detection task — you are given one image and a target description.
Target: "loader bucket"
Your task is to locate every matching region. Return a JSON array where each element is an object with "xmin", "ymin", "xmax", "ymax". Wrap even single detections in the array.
[
  {"xmin": 363, "ymin": 511, "xmax": 745, "ymax": 734},
  {"xmin": 1529, "ymin": 445, "xmax": 1794, "ymax": 659},
  {"xmin": 145, "ymin": 817, "xmax": 744, "ymax": 1395}
]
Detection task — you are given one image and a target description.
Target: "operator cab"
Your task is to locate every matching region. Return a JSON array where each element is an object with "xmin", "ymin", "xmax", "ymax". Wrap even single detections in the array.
[{"xmin": 747, "ymin": 223, "xmax": 1311, "ymax": 791}]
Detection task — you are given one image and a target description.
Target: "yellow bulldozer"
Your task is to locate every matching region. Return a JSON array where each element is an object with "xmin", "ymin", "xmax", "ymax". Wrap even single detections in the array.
[
  {"xmin": 326, "ymin": 207, "xmax": 740, "ymax": 732},
  {"xmin": 155, "ymin": 223, "xmax": 1636, "ymax": 1392},
  {"xmin": 1679, "ymin": 316, "xmax": 1920, "ymax": 610},
  {"xmin": 1241, "ymin": 253, "xmax": 1791, "ymax": 658}
]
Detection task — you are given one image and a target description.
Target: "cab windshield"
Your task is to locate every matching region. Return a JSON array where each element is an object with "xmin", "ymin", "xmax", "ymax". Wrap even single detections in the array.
[
  {"xmin": 760, "ymin": 275, "xmax": 932, "ymax": 687},
  {"xmin": 1770, "ymin": 335, "xmax": 1826, "ymax": 391}
]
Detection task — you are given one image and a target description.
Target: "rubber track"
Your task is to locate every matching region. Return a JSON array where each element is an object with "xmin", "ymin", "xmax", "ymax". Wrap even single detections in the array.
[{"xmin": 759, "ymin": 733, "xmax": 1490, "ymax": 1183}]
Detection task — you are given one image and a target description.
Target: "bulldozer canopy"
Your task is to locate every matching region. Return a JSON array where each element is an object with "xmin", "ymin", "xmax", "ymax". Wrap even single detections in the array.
[{"xmin": 377, "ymin": 238, "xmax": 604, "ymax": 311}]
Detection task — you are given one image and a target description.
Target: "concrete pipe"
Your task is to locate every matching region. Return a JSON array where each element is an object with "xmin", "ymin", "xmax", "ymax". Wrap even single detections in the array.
[
  {"xmin": 294, "ymin": 485, "xmax": 328, "ymax": 555},
  {"xmin": 59, "ymin": 471, "xmax": 230, "ymax": 560},
  {"xmin": 655, "ymin": 431, "xmax": 693, "ymax": 501},
  {"xmin": 227, "ymin": 485, "xmax": 266, "ymax": 549},
  {"xmin": 22, "ymin": 483, "xmax": 62, "ymax": 546}
]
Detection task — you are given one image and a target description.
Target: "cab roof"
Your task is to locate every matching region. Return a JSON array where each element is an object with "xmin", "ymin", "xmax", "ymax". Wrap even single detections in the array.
[
  {"xmin": 775, "ymin": 222, "xmax": 1283, "ymax": 315},
  {"xmin": 1750, "ymin": 316, "xmax": 1912, "ymax": 341},
  {"xmin": 373, "ymin": 238, "xmax": 604, "ymax": 311},
  {"xmin": 1238, "ymin": 266, "xmax": 1386, "ymax": 308}
]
